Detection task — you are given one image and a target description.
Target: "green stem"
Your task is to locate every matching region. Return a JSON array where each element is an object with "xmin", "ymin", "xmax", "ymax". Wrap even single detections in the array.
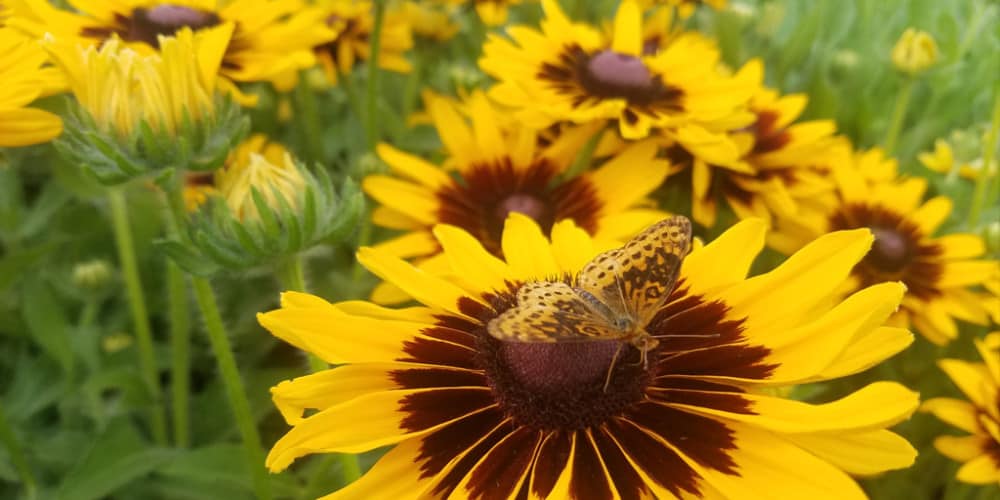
[
  {"xmin": 108, "ymin": 188, "xmax": 168, "ymax": 446},
  {"xmin": 338, "ymin": 453, "xmax": 362, "ymax": 486},
  {"xmin": 969, "ymin": 88, "xmax": 1000, "ymax": 227},
  {"xmin": 295, "ymin": 73, "xmax": 325, "ymax": 165},
  {"xmin": 365, "ymin": 0, "xmax": 387, "ymax": 152},
  {"xmin": 882, "ymin": 77, "xmax": 913, "ymax": 156},
  {"xmin": 191, "ymin": 277, "xmax": 272, "ymax": 500},
  {"xmin": 275, "ymin": 256, "xmax": 328, "ymax": 373},
  {"xmin": 163, "ymin": 176, "xmax": 271, "ymax": 499},
  {"xmin": 0, "ymin": 403, "xmax": 35, "ymax": 499},
  {"xmin": 563, "ymin": 126, "xmax": 607, "ymax": 180},
  {"xmin": 167, "ymin": 261, "xmax": 191, "ymax": 448}
]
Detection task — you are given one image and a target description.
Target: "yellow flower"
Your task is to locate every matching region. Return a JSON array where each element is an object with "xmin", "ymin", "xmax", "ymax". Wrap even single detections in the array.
[
  {"xmin": 312, "ymin": 1, "xmax": 413, "ymax": 85},
  {"xmin": 480, "ymin": 0, "xmax": 755, "ymax": 139},
  {"xmin": 212, "ymin": 134, "xmax": 304, "ymax": 221},
  {"xmin": 363, "ymin": 91, "xmax": 671, "ymax": 302},
  {"xmin": 431, "ymin": 0, "xmax": 530, "ymax": 26},
  {"xmin": 922, "ymin": 332, "xmax": 1000, "ymax": 486},
  {"xmin": 667, "ymin": 84, "xmax": 843, "ymax": 227},
  {"xmin": 0, "ymin": 27, "xmax": 62, "ymax": 147},
  {"xmin": 7, "ymin": 0, "xmax": 334, "ymax": 102},
  {"xmin": 919, "ymin": 138, "xmax": 997, "ymax": 181},
  {"xmin": 770, "ymin": 147, "xmax": 1000, "ymax": 345},
  {"xmin": 639, "ymin": 0, "xmax": 727, "ymax": 19},
  {"xmin": 891, "ymin": 28, "xmax": 939, "ymax": 75},
  {"xmin": 401, "ymin": 1, "xmax": 458, "ymax": 41},
  {"xmin": 258, "ymin": 215, "xmax": 917, "ymax": 498},
  {"xmin": 44, "ymin": 26, "xmax": 226, "ymax": 139}
]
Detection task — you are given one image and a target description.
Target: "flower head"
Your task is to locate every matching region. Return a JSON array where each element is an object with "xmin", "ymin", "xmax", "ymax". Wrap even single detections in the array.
[
  {"xmin": 259, "ymin": 215, "xmax": 917, "ymax": 498},
  {"xmin": 891, "ymin": 28, "xmax": 939, "ymax": 75},
  {"xmin": 214, "ymin": 134, "xmax": 305, "ymax": 222},
  {"xmin": 431, "ymin": 0, "xmax": 529, "ymax": 26},
  {"xmin": 363, "ymin": 91, "xmax": 670, "ymax": 302},
  {"xmin": 922, "ymin": 332, "xmax": 1000, "ymax": 485},
  {"xmin": 7, "ymin": 0, "xmax": 333, "ymax": 101},
  {"xmin": 479, "ymin": 0, "xmax": 755, "ymax": 139},
  {"xmin": 313, "ymin": 1, "xmax": 413, "ymax": 85},
  {"xmin": 640, "ymin": 0, "xmax": 727, "ymax": 19},
  {"xmin": 0, "ymin": 27, "xmax": 63, "ymax": 147},
  {"xmin": 401, "ymin": 2, "xmax": 458, "ymax": 42},
  {"xmin": 771, "ymin": 147, "xmax": 1000, "ymax": 345},
  {"xmin": 919, "ymin": 136, "xmax": 998, "ymax": 181}
]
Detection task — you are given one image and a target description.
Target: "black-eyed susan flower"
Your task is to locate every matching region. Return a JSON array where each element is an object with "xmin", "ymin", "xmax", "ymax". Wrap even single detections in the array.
[
  {"xmin": 480, "ymin": 0, "xmax": 755, "ymax": 139},
  {"xmin": 312, "ymin": 1, "xmax": 413, "ymax": 85},
  {"xmin": 44, "ymin": 27, "xmax": 247, "ymax": 182},
  {"xmin": 0, "ymin": 27, "xmax": 63, "ymax": 147},
  {"xmin": 7, "ymin": 0, "xmax": 333, "ymax": 102},
  {"xmin": 258, "ymin": 214, "xmax": 918, "ymax": 499},
  {"xmin": 665, "ymin": 85, "xmax": 843, "ymax": 227},
  {"xmin": 400, "ymin": 2, "xmax": 458, "ymax": 42},
  {"xmin": 920, "ymin": 137, "xmax": 997, "ymax": 181},
  {"xmin": 770, "ymin": 148, "xmax": 1000, "ymax": 345},
  {"xmin": 639, "ymin": 0, "xmax": 727, "ymax": 19},
  {"xmin": 922, "ymin": 332, "xmax": 1000, "ymax": 486},
  {"xmin": 432, "ymin": 0, "xmax": 530, "ymax": 26},
  {"xmin": 163, "ymin": 133, "xmax": 362, "ymax": 274},
  {"xmin": 363, "ymin": 91, "xmax": 670, "ymax": 284}
]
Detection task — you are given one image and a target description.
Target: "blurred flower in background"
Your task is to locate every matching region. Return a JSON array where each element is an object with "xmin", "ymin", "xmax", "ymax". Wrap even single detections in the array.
[
  {"xmin": 922, "ymin": 332, "xmax": 1000, "ymax": 485},
  {"xmin": 0, "ymin": 27, "xmax": 63, "ymax": 147},
  {"xmin": 891, "ymin": 28, "xmax": 939, "ymax": 76},
  {"xmin": 311, "ymin": 0, "xmax": 413, "ymax": 85}
]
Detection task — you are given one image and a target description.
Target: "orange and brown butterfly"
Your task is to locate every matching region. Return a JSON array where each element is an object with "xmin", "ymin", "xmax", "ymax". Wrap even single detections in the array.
[{"xmin": 487, "ymin": 216, "xmax": 693, "ymax": 367}]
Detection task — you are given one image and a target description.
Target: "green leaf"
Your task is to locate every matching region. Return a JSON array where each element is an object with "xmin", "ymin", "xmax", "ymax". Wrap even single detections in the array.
[
  {"xmin": 157, "ymin": 240, "xmax": 220, "ymax": 277},
  {"xmin": 55, "ymin": 420, "xmax": 175, "ymax": 500},
  {"xmin": 21, "ymin": 278, "xmax": 74, "ymax": 374}
]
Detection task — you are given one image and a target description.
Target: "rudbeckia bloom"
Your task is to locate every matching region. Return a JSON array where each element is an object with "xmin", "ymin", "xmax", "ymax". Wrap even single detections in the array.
[
  {"xmin": 0, "ymin": 27, "xmax": 63, "ymax": 147},
  {"xmin": 363, "ymin": 91, "xmax": 669, "ymax": 279},
  {"xmin": 770, "ymin": 148, "xmax": 1000, "ymax": 345},
  {"xmin": 667, "ymin": 86, "xmax": 842, "ymax": 227},
  {"xmin": 639, "ymin": 0, "xmax": 727, "ymax": 18},
  {"xmin": 313, "ymin": 1, "xmax": 413, "ymax": 85},
  {"xmin": 919, "ymin": 138, "xmax": 996, "ymax": 181},
  {"xmin": 258, "ymin": 215, "xmax": 918, "ymax": 499},
  {"xmin": 480, "ymin": 0, "xmax": 755, "ymax": 139},
  {"xmin": 922, "ymin": 332, "xmax": 1000, "ymax": 485},
  {"xmin": 432, "ymin": 0, "xmax": 530, "ymax": 26},
  {"xmin": 183, "ymin": 133, "xmax": 294, "ymax": 212},
  {"xmin": 7, "ymin": 0, "xmax": 333, "ymax": 100}
]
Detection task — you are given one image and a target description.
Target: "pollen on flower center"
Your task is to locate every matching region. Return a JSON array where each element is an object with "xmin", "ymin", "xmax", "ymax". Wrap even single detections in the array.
[
  {"xmin": 584, "ymin": 50, "xmax": 653, "ymax": 95},
  {"xmin": 129, "ymin": 5, "xmax": 221, "ymax": 46},
  {"xmin": 868, "ymin": 226, "xmax": 913, "ymax": 273}
]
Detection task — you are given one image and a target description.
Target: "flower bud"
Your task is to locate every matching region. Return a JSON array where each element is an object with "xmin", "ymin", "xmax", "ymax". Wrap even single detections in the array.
[
  {"xmin": 72, "ymin": 259, "xmax": 113, "ymax": 291},
  {"xmin": 891, "ymin": 28, "xmax": 938, "ymax": 75}
]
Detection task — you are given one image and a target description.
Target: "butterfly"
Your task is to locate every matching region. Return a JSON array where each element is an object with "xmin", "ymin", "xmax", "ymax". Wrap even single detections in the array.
[{"xmin": 487, "ymin": 216, "xmax": 696, "ymax": 387}]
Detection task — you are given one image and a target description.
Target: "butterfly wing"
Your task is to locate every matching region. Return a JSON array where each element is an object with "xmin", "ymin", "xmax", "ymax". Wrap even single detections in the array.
[
  {"xmin": 577, "ymin": 216, "xmax": 692, "ymax": 325},
  {"xmin": 487, "ymin": 281, "xmax": 626, "ymax": 343}
]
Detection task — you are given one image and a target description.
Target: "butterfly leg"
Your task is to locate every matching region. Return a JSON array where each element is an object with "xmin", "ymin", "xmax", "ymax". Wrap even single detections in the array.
[{"xmin": 602, "ymin": 343, "xmax": 625, "ymax": 392}]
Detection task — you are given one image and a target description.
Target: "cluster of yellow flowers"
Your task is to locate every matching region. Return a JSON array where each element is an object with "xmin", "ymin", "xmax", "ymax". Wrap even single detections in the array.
[{"xmin": 1, "ymin": 0, "xmax": 998, "ymax": 497}]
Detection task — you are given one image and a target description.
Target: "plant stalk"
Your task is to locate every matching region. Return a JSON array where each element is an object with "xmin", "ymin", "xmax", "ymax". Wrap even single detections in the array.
[
  {"xmin": 969, "ymin": 87, "xmax": 1000, "ymax": 227},
  {"xmin": 364, "ymin": 0, "xmax": 387, "ymax": 152},
  {"xmin": 883, "ymin": 77, "xmax": 914, "ymax": 155}
]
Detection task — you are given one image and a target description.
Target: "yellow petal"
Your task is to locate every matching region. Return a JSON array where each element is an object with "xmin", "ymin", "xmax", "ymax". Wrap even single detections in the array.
[
  {"xmin": 357, "ymin": 246, "xmax": 485, "ymax": 317},
  {"xmin": 956, "ymin": 454, "xmax": 1000, "ymax": 484},
  {"xmin": 371, "ymin": 230, "xmax": 439, "ymax": 259},
  {"xmin": 433, "ymin": 223, "xmax": 510, "ymax": 295},
  {"xmin": 938, "ymin": 359, "xmax": 992, "ymax": 408},
  {"xmin": 320, "ymin": 438, "xmax": 438, "ymax": 500},
  {"xmin": 501, "ymin": 213, "xmax": 560, "ymax": 280},
  {"xmin": 611, "ymin": 1, "xmax": 642, "ymax": 55},
  {"xmin": 376, "ymin": 143, "xmax": 453, "ymax": 189},
  {"xmin": 681, "ymin": 218, "xmax": 766, "ymax": 295},
  {"xmin": 785, "ymin": 429, "xmax": 916, "ymax": 476},
  {"xmin": 921, "ymin": 398, "xmax": 980, "ymax": 433}
]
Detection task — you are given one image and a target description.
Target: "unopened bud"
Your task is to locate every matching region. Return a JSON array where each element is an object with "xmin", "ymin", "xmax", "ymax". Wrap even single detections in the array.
[
  {"xmin": 892, "ymin": 28, "xmax": 938, "ymax": 75},
  {"xmin": 72, "ymin": 259, "xmax": 113, "ymax": 290}
]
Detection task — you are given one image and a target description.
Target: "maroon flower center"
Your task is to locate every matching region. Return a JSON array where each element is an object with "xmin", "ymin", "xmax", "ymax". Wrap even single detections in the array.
[
  {"xmin": 584, "ymin": 50, "xmax": 653, "ymax": 95},
  {"xmin": 868, "ymin": 226, "xmax": 913, "ymax": 273},
  {"xmin": 124, "ymin": 5, "xmax": 221, "ymax": 47},
  {"xmin": 501, "ymin": 341, "xmax": 623, "ymax": 394},
  {"xmin": 493, "ymin": 194, "xmax": 552, "ymax": 231}
]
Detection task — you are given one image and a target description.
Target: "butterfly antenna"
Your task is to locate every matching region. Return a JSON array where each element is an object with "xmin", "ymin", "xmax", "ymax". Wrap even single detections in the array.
[{"xmin": 650, "ymin": 332, "xmax": 722, "ymax": 339}]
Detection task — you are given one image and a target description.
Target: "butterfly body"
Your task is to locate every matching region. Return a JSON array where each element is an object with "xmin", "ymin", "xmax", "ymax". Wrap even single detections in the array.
[{"xmin": 487, "ymin": 216, "xmax": 692, "ymax": 367}]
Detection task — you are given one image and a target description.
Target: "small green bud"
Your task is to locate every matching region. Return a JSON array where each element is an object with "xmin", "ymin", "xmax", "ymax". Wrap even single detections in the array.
[{"xmin": 72, "ymin": 259, "xmax": 114, "ymax": 291}]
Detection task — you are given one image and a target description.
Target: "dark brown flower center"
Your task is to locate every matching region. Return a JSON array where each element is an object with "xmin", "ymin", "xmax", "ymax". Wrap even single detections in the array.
[
  {"xmin": 748, "ymin": 110, "xmax": 791, "ymax": 154},
  {"xmin": 868, "ymin": 226, "xmax": 913, "ymax": 273},
  {"xmin": 584, "ymin": 50, "xmax": 653, "ymax": 94},
  {"xmin": 126, "ymin": 5, "xmax": 221, "ymax": 47},
  {"xmin": 435, "ymin": 160, "xmax": 601, "ymax": 256}
]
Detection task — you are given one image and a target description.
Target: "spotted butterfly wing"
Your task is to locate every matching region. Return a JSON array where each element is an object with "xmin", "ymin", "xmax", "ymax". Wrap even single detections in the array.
[
  {"xmin": 487, "ymin": 281, "xmax": 629, "ymax": 343},
  {"xmin": 576, "ymin": 216, "xmax": 691, "ymax": 325}
]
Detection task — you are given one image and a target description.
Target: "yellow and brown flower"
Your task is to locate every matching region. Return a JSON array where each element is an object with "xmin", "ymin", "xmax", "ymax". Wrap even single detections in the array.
[
  {"xmin": 258, "ymin": 215, "xmax": 918, "ymax": 499},
  {"xmin": 479, "ymin": 0, "xmax": 755, "ymax": 140},
  {"xmin": 312, "ymin": 0, "xmax": 413, "ymax": 85},
  {"xmin": 770, "ymin": 147, "xmax": 1000, "ymax": 345}
]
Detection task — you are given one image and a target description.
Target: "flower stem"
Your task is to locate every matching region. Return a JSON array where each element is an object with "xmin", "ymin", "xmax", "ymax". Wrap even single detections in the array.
[
  {"xmin": 191, "ymin": 276, "xmax": 272, "ymax": 500},
  {"xmin": 563, "ymin": 126, "xmax": 606, "ymax": 180},
  {"xmin": 969, "ymin": 87, "xmax": 1000, "ymax": 227},
  {"xmin": 365, "ymin": 0, "xmax": 386, "ymax": 152},
  {"xmin": 108, "ymin": 188, "xmax": 168, "ymax": 446},
  {"xmin": 883, "ymin": 77, "xmax": 914, "ymax": 155},
  {"xmin": 166, "ymin": 260, "xmax": 191, "ymax": 448},
  {"xmin": 0, "ymin": 402, "xmax": 36, "ymax": 499},
  {"xmin": 163, "ymin": 177, "xmax": 271, "ymax": 500}
]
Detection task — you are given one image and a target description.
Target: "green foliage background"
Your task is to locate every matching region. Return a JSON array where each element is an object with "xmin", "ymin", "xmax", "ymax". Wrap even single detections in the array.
[{"xmin": 0, "ymin": 0, "xmax": 997, "ymax": 499}]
